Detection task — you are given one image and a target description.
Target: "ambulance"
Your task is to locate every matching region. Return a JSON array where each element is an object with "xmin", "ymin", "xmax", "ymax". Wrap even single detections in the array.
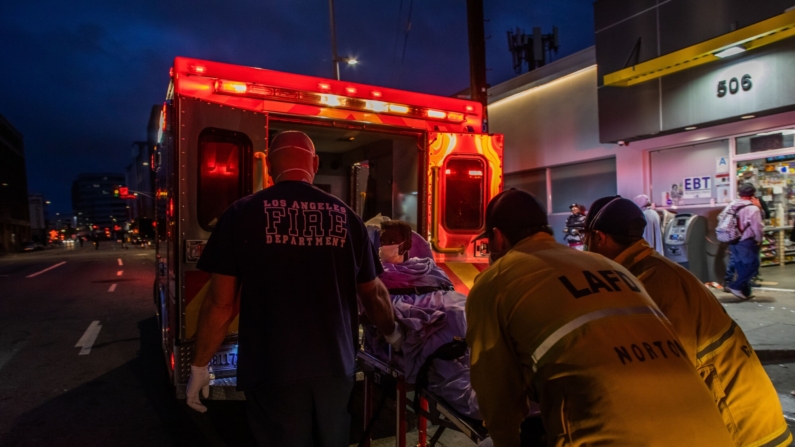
[{"xmin": 153, "ymin": 57, "xmax": 503, "ymax": 397}]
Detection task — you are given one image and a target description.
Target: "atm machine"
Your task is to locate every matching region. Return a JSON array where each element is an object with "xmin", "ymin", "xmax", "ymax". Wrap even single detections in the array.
[{"xmin": 664, "ymin": 214, "xmax": 708, "ymax": 281}]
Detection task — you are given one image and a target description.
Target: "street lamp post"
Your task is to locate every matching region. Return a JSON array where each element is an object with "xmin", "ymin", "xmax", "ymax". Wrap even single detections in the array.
[{"xmin": 328, "ymin": 0, "xmax": 357, "ymax": 80}]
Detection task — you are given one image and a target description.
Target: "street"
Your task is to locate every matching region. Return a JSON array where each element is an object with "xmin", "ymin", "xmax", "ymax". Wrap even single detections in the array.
[
  {"xmin": 1, "ymin": 244, "xmax": 794, "ymax": 447},
  {"xmin": 0, "ymin": 244, "xmax": 253, "ymax": 447}
]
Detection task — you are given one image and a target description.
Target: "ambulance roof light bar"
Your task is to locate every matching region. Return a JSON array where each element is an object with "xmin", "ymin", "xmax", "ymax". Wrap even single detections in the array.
[{"xmin": 213, "ymin": 79, "xmax": 468, "ymax": 123}]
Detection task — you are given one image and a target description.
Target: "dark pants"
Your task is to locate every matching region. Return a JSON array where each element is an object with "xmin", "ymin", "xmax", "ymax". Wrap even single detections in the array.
[
  {"xmin": 245, "ymin": 375, "xmax": 354, "ymax": 447},
  {"xmin": 728, "ymin": 238, "xmax": 760, "ymax": 296}
]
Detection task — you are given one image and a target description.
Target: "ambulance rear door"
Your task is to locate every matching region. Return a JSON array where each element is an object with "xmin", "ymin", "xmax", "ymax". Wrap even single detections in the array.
[
  {"xmin": 173, "ymin": 97, "xmax": 268, "ymax": 395},
  {"xmin": 426, "ymin": 132, "xmax": 503, "ymax": 291}
]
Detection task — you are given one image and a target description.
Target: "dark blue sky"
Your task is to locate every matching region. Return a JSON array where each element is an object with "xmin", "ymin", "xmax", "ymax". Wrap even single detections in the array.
[{"xmin": 1, "ymin": 0, "xmax": 594, "ymax": 214}]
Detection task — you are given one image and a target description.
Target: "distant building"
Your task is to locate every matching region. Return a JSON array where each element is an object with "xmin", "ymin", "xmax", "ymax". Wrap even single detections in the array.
[
  {"xmin": 125, "ymin": 105, "xmax": 159, "ymax": 220},
  {"xmin": 71, "ymin": 173, "xmax": 127, "ymax": 234},
  {"xmin": 0, "ymin": 113, "xmax": 30, "ymax": 253},
  {"xmin": 28, "ymin": 193, "xmax": 47, "ymax": 242}
]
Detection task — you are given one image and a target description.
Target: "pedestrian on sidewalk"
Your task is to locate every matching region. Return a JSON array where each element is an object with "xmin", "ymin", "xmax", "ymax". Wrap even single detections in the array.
[
  {"xmin": 585, "ymin": 195, "xmax": 791, "ymax": 447},
  {"xmin": 632, "ymin": 194, "xmax": 663, "ymax": 254},
  {"xmin": 186, "ymin": 131, "xmax": 401, "ymax": 447},
  {"xmin": 466, "ymin": 189, "xmax": 734, "ymax": 447},
  {"xmin": 722, "ymin": 183, "xmax": 764, "ymax": 300}
]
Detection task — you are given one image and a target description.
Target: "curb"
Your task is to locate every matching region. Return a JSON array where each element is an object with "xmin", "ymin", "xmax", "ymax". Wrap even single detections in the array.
[{"xmin": 757, "ymin": 350, "xmax": 795, "ymax": 363}]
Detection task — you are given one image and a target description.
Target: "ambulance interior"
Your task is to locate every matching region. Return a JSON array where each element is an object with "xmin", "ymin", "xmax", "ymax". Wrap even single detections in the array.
[{"xmin": 267, "ymin": 122, "xmax": 422, "ymax": 231}]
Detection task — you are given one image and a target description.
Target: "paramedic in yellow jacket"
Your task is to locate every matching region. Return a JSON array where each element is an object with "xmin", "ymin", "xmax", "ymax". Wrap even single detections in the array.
[
  {"xmin": 466, "ymin": 189, "xmax": 735, "ymax": 447},
  {"xmin": 584, "ymin": 196, "xmax": 791, "ymax": 447}
]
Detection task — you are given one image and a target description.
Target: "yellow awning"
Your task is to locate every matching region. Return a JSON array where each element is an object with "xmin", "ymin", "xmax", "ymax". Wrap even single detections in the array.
[{"xmin": 604, "ymin": 10, "xmax": 795, "ymax": 87}]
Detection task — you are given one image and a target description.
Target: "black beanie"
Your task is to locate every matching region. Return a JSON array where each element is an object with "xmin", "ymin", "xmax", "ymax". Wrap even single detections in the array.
[{"xmin": 585, "ymin": 196, "xmax": 647, "ymax": 238}]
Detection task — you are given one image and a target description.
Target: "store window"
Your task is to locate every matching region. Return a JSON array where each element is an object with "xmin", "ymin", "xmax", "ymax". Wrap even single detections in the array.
[
  {"xmin": 443, "ymin": 157, "xmax": 485, "ymax": 231},
  {"xmin": 505, "ymin": 168, "xmax": 547, "ymax": 206},
  {"xmin": 550, "ymin": 158, "xmax": 616, "ymax": 213},
  {"xmin": 736, "ymin": 128, "xmax": 795, "ymax": 154},
  {"xmin": 736, "ymin": 156, "xmax": 795, "ymax": 227},
  {"xmin": 650, "ymin": 140, "xmax": 729, "ymax": 207},
  {"xmin": 198, "ymin": 129, "xmax": 250, "ymax": 231}
]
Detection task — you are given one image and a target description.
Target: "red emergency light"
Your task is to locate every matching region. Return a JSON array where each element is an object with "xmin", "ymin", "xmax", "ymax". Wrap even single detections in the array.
[{"xmin": 212, "ymin": 80, "xmax": 466, "ymax": 123}]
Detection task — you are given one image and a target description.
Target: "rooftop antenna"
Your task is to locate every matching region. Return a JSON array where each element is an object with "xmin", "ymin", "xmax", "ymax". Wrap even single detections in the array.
[{"xmin": 507, "ymin": 26, "xmax": 559, "ymax": 74}]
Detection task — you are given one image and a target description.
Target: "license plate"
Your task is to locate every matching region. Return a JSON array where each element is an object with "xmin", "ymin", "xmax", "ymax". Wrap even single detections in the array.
[{"xmin": 210, "ymin": 345, "xmax": 238, "ymax": 373}]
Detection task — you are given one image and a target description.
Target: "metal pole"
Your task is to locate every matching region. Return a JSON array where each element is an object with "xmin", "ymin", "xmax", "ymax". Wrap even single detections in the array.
[
  {"xmin": 329, "ymin": 0, "xmax": 340, "ymax": 80},
  {"xmin": 466, "ymin": 0, "xmax": 488, "ymax": 130}
]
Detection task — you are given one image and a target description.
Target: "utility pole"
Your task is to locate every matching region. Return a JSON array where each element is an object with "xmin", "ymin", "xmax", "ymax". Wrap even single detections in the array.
[
  {"xmin": 467, "ymin": 0, "xmax": 488, "ymax": 130},
  {"xmin": 329, "ymin": 0, "xmax": 340, "ymax": 80}
]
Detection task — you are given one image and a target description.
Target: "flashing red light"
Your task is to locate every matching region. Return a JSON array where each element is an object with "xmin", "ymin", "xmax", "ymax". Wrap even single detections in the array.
[
  {"xmin": 119, "ymin": 186, "xmax": 129, "ymax": 196},
  {"xmin": 215, "ymin": 80, "xmax": 248, "ymax": 94},
  {"xmin": 445, "ymin": 169, "xmax": 452, "ymax": 175},
  {"xmin": 447, "ymin": 112, "xmax": 465, "ymax": 122},
  {"xmin": 169, "ymin": 67, "xmax": 174, "ymax": 78},
  {"xmin": 161, "ymin": 103, "xmax": 167, "ymax": 132},
  {"xmin": 168, "ymin": 198, "xmax": 174, "ymax": 217},
  {"xmin": 318, "ymin": 83, "xmax": 331, "ymax": 90},
  {"xmin": 372, "ymin": 91, "xmax": 382, "ymax": 98},
  {"xmin": 189, "ymin": 65, "xmax": 207, "ymax": 74},
  {"xmin": 345, "ymin": 87, "xmax": 357, "ymax": 95},
  {"xmin": 92, "ymin": 225, "xmax": 98, "ymax": 229},
  {"xmin": 170, "ymin": 352, "xmax": 175, "ymax": 371},
  {"xmin": 465, "ymin": 105, "xmax": 474, "ymax": 112},
  {"xmin": 426, "ymin": 109, "xmax": 446, "ymax": 119}
]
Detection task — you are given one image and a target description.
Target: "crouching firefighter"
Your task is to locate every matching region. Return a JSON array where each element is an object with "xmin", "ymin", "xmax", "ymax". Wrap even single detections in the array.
[
  {"xmin": 584, "ymin": 195, "xmax": 791, "ymax": 447},
  {"xmin": 466, "ymin": 189, "xmax": 735, "ymax": 447}
]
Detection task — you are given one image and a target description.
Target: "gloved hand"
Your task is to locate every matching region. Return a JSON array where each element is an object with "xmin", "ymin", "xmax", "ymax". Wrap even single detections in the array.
[
  {"xmin": 477, "ymin": 437, "xmax": 494, "ymax": 447},
  {"xmin": 384, "ymin": 322, "xmax": 404, "ymax": 352},
  {"xmin": 186, "ymin": 365, "xmax": 211, "ymax": 413}
]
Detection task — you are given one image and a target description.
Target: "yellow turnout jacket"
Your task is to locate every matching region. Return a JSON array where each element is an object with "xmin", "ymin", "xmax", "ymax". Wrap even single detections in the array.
[
  {"xmin": 466, "ymin": 233, "xmax": 735, "ymax": 447},
  {"xmin": 614, "ymin": 239, "xmax": 791, "ymax": 447}
]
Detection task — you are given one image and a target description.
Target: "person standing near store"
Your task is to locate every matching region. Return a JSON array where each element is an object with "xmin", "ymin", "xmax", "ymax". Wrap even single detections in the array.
[
  {"xmin": 466, "ymin": 189, "xmax": 734, "ymax": 447},
  {"xmin": 723, "ymin": 183, "xmax": 764, "ymax": 300},
  {"xmin": 186, "ymin": 131, "xmax": 402, "ymax": 446},
  {"xmin": 585, "ymin": 195, "xmax": 791, "ymax": 447},
  {"xmin": 562, "ymin": 203, "xmax": 587, "ymax": 250},
  {"xmin": 632, "ymin": 194, "xmax": 663, "ymax": 254}
]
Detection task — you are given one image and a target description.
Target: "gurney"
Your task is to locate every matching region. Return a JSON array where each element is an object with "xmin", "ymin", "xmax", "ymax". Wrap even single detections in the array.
[{"xmin": 356, "ymin": 338, "xmax": 487, "ymax": 447}]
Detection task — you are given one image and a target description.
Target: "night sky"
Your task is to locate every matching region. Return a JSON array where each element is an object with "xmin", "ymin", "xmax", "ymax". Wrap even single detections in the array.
[{"xmin": 1, "ymin": 0, "xmax": 594, "ymax": 214}]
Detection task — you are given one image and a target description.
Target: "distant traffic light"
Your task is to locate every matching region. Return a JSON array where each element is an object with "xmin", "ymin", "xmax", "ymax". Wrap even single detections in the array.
[
  {"xmin": 120, "ymin": 186, "xmax": 129, "ymax": 197},
  {"xmin": 113, "ymin": 186, "xmax": 120, "ymax": 197}
]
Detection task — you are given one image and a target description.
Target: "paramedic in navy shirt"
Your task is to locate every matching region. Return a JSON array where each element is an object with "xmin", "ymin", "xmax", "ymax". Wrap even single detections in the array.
[{"xmin": 188, "ymin": 131, "xmax": 403, "ymax": 447}]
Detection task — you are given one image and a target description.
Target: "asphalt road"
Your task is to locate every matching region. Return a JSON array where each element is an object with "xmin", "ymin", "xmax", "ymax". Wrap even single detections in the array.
[{"xmin": 0, "ymin": 244, "xmax": 253, "ymax": 447}]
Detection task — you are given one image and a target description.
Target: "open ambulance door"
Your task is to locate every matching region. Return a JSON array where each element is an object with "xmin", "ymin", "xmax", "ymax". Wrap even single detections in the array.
[
  {"xmin": 426, "ymin": 132, "xmax": 503, "ymax": 292},
  {"xmin": 170, "ymin": 100, "xmax": 268, "ymax": 398}
]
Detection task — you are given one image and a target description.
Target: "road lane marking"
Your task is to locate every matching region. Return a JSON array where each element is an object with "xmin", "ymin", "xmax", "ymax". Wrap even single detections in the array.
[
  {"xmin": 757, "ymin": 287, "xmax": 795, "ymax": 292},
  {"xmin": 75, "ymin": 321, "xmax": 102, "ymax": 355},
  {"xmin": 117, "ymin": 258, "xmax": 123, "ymax": 266},
  {"xmin": 108, "ymin": 284, "xmax": 117, "ymax": 292},
  {"xmin": 26, "ymin": 261, "xmax": 67, "ymax": 278},
  {"xmin": 117, "ymin": 270, "xmax": 123, "ymax": 276}
]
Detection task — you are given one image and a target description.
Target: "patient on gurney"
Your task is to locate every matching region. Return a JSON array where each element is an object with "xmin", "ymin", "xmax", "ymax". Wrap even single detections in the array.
[{"xmin": 362, "ymin": 219, "xmax": 480, "ymax": 419}]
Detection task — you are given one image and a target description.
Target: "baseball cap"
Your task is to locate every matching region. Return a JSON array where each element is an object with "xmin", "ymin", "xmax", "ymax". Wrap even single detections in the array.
[
  {"xmin": 474, "ymin": 189, "xmax": 548, "ymax": 240},
  {"xmin": 738, "ymin": 183, "xmax": 756, "ymax": 197},
  {"xmin": 585, "ymin": 196, "xmax": 646, "ymax": 238}
]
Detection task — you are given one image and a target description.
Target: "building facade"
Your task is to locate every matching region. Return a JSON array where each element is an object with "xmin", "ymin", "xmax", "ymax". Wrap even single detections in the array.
[
  {"xmin": 125, "ymin": 105, "xmax": 160, "ymax": 221},
  {"xmin": 0, "ymin": 113, "xmax": 30, "ymax": 253},
  {"xmin": 71, "ymin": 173, "xmax": 127, "ymax": 235},
  {"xmin": 488, "ymin": 2, "xmax": 795, "ymax": 283}
]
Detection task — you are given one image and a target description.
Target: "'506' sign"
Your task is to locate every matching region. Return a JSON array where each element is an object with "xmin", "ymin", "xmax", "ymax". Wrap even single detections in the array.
[{"xmin": 717, "ymin": 74, "xmax": 752, "ymax": 97}]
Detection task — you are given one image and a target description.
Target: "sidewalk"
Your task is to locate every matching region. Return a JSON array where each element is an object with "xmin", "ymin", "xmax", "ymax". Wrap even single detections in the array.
[
  {"xmin": 712, "ymin": 265, "xmax": 795, "ymax": 438},
  {"xmin": 715, "ymin": 265, "xmax": 795, "ymax": 358}
]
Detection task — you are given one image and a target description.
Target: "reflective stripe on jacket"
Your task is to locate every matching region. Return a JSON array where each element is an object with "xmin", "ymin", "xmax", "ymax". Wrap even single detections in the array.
[
  {"xmin": 466, "ymin": 233, "xmax": 735, "ymax": 447},
  {"xmin": 614, "ymin": 239, "xmax": 791, "ymax": 447}
]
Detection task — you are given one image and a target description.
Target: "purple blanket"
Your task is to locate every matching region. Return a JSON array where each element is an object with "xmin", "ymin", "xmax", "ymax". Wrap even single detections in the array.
[{"xmin": 364, "ymin": 258, "xmax": 480, "ymax": 418}]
